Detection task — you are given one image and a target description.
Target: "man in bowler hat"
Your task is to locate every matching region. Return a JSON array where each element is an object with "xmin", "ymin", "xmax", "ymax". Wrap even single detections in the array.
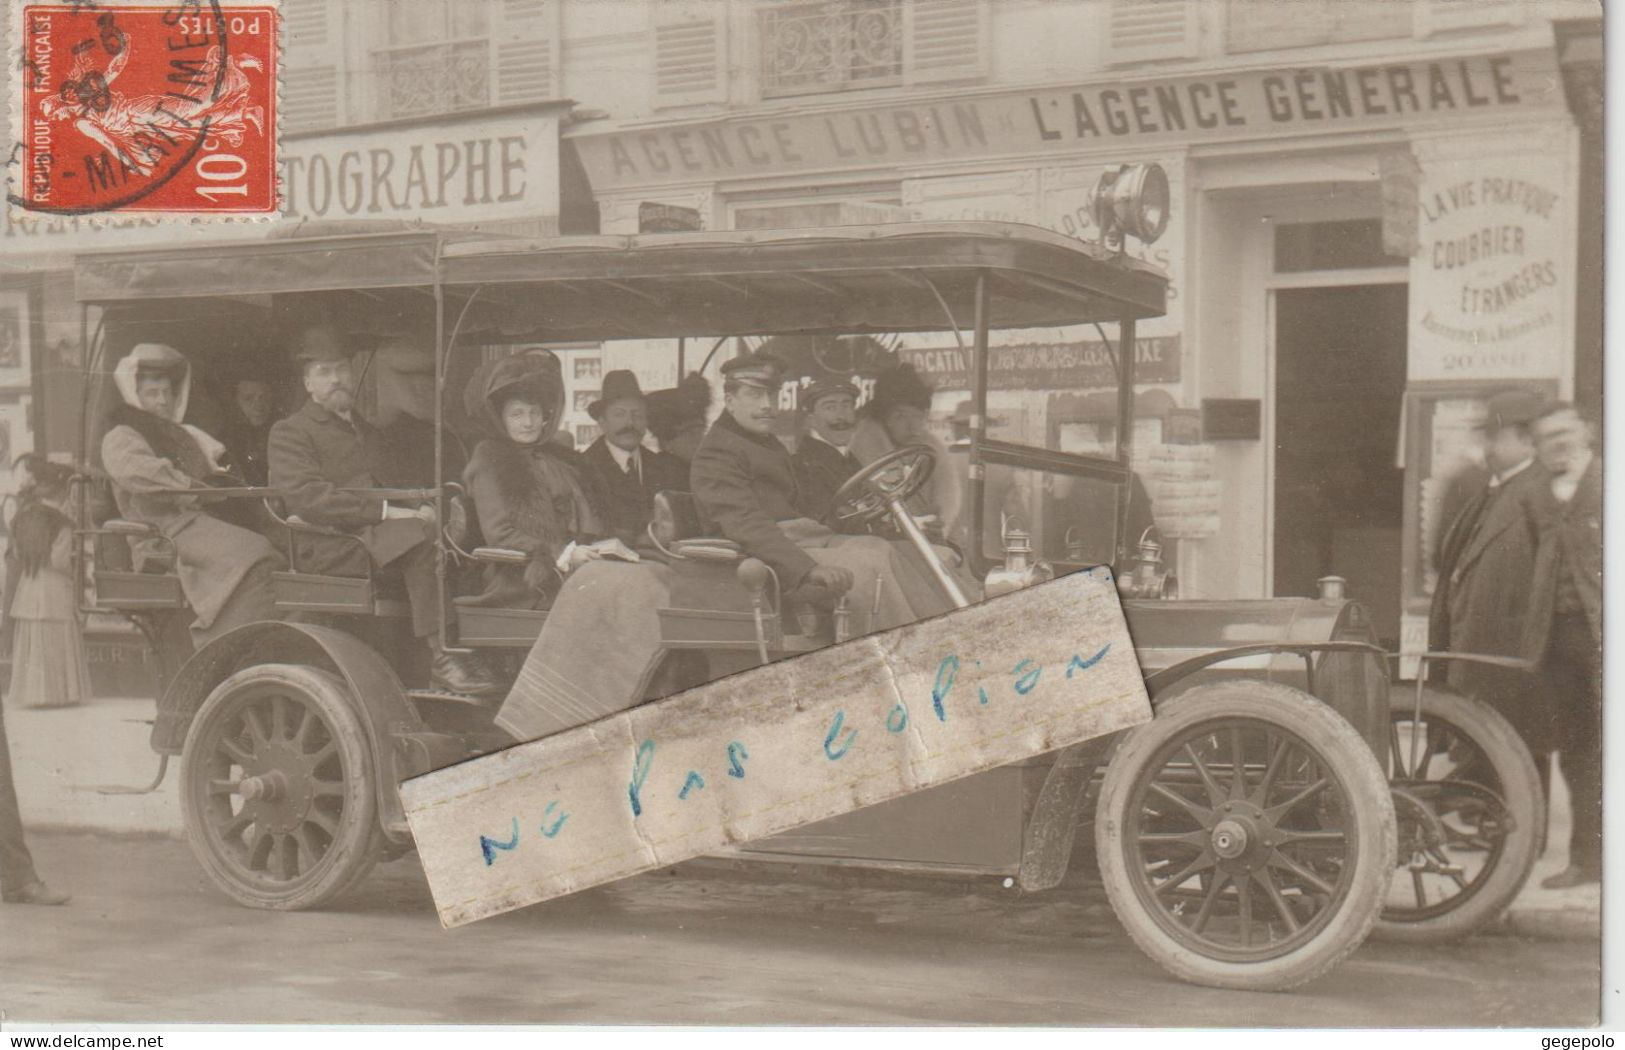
[
  {"xmin": 268, "ymin": 326, "xmax": 495, "ymax": 695},
  {"xmin": 1428, "ymin": 388, "xmax": 1550, "ymax": 762},
  {"xmin": 1524, "ymin": 401, "xmax": 1603, "ymax": 888},
  {"xmin": 580, "ymin": 370, "xmax": 689, "ymax": 544}
]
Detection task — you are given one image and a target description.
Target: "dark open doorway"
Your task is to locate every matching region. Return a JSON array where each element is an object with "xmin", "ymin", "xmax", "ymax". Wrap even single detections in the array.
[{"xmin": 1273, "ymin": 283, "xmax": 1407, "ymax": 647}]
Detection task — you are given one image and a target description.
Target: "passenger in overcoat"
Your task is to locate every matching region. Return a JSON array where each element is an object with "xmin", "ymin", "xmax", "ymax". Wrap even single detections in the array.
[
  {"xmin": 579, "ymin": 370, "xmax": 690, "ymax": 545},
  {"xmin": 1523, "ymin": 402, "xmax": 1603, "ymax": 888},
  {"xmin": 100, "ymin": 343, "xmax": 282, "ymax": 644},
  {"xmin": 1429, "ymin": 389, "xmax": 1549, "ymax": 749},
  {"xmin": 462, "ymin": 352, "xmax": 612, "ymax": 608},
  {"xmin": 267, "ymin": 326, "xmax": 494, "ymax": 695},
  {"xmin": 791, "ymin": 375, "xmax": 864, "ymax": 525},
  {"xmin": 691, "ymin": 352, "xmax": 964, "ymax": 637}
]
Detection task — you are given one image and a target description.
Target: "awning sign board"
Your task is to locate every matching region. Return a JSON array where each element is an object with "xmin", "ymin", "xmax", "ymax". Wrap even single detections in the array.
[{"xmin": 402, "ymin": 568, "xmax": 1151, "ymax": 927}]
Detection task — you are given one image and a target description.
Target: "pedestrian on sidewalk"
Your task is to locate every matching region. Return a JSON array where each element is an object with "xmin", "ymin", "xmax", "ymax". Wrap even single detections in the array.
[
  {"xmin": 3, "ymin": 456, "xmax": 90, "ymax": 710},
  {"xmin": 1524, "ymin": 401, "xmax": 1603, "ymax": 889},
  {"xmin": 0, "ymin": 667, "xmax": 69, "ymax": 904}
]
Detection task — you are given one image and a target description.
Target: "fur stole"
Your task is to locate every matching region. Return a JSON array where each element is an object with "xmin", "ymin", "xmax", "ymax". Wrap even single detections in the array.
[
  {"xmin": 109, "ymin": 402, "xmax": 214, "ymax": 480},
  {"xmin": 476, "ymin": 438, "xmax": 608, "ymax": 543}
]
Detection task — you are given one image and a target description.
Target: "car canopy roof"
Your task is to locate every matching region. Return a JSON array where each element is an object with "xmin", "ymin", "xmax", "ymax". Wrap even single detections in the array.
[{"xmin": 73, "ymin": 221, "xmax": 1166, "ymax": 339}]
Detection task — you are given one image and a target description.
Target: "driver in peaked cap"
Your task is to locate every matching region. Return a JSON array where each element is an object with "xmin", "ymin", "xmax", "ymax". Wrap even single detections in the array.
[{"xmin": 689, "ymin": 350, "xmax": 958, "ymax": 635}]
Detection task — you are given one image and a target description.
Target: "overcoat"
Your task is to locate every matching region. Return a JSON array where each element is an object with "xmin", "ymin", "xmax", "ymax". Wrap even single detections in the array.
[
  {"xmin": 580, "ymin": 435, "xmax": 689, "ymax": 544},
  {"xmin": 267, "ymin": 398, "xmax": 429, "ymax": 571},
  {"xmin": 101, "ymin": 345, "xmax": 282, "ymax": 632},
  {"xmin": 791, "ymin": 434, "xmax": 862, "ymax": 524},
  {"xmin": 690, "ymin": 411, "xmax": 818, "ymax": 588},
  {"xmin": 1437, "ymin": 461, "xmax": 1547, "ymax": 696},
  {"xmin": 1522, "ymin": 454, "xmax": 1603, "ymax": 660}
]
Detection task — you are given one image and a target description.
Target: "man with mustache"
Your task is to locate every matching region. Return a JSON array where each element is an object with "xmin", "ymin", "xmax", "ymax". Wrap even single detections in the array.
[
  {"xmin": 791, "ymin": 375, "xmax": 864, "ymax": 524},
  {"xmin": 580, "ymin": 370, "xmax": 689, "ymax": 545},
  {"xmin": 267, "ymin": 326, "xmax": 495, "ymax": 695},
  {"xmin": 691, "ymin": 352, "xmax": 966, "ymax": 637}
]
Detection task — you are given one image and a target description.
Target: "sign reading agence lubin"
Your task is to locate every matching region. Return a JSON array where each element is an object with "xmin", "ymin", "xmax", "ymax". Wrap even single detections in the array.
[{"xmin": 572, "ymin": 50, "xmax": 1563, "ymax": 192}]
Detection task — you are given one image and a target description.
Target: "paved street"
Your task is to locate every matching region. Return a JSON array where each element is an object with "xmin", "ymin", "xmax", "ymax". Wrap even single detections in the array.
[{"xmin": 0, "ymin": 830, "xmax": 1599, "ymax": 1027}]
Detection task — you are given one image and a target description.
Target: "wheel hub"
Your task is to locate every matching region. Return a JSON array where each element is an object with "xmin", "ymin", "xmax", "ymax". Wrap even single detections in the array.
[
  {"xmin": 242, "ymin": 736, "xmax": 318, "ymax": 834},
  {"xmin": 1209, "ymin": 800, "xmax": 1273, "ymax": 871},
  {"xmin": 1210, "ymin": 818, "xmax": 1249, "ymax": 859}
]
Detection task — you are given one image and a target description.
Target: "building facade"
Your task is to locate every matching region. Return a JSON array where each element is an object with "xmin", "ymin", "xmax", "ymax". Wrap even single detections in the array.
[{"xmin": 0, "ymin": 0, "xmax": 1603, "ymax": 684}]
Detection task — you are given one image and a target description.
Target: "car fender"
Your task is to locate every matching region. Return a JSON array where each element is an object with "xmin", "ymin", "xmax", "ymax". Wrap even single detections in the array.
[{"xmin": 151, "ymin": 621, "xmax": 462, "ymax": 845}]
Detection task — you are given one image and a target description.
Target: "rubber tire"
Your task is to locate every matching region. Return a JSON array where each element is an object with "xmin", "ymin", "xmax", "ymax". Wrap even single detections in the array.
[
  {"xmin": 180, "ymin": 664, "xmax": 380, "ymax": 910},
  {"xmin": 1374, "ymin": 686, "xmax": 1545, "ymax": 943},
  {"xmin": 1095, "ymin": 681, "xmax": 1397, "ymax": 991}
]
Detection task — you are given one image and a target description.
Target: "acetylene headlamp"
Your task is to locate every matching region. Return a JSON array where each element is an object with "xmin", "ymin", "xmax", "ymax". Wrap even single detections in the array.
[{"xmin": 1089, "ymin": 163, "xmax": 1170, "ymax": 251}]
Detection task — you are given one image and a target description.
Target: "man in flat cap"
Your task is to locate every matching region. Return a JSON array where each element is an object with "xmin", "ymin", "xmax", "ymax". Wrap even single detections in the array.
[
  {"xmin": 690, "ymin": 351, "xmax": 959, "ymax": 635},
  {"xmin": 1428, "ymin": 387, "xmax": 1550, "ymax": 762},
  {"xmin": 791, "ymin": 374, "xmax": 864, "ymax": 524},
  {"xmin": 268, "ymin": 325, "xmax": 495, "ymax": 695},
  {"xmin": 581, "ymin": 369, "xmax": 689, "ymax": 545}
]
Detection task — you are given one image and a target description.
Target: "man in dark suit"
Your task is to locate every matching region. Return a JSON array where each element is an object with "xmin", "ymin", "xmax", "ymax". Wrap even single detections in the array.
[
  {"xmin": 1428, "ymin": 388, "xmax": 1549, "ymax": 757},
  {"xmin": 580, "ymin": 370, "xmax": 688, "ymax": 544},
  {"xmin": 1524, "ymin": 401, "xmax": 1603, "ymax": 888},
  {"xmin": 791, "ymin": 375, "xmax": 863, "ymax": 524},
  {"xmin": 268, "ymin": 326, "xmax": 494, "ymax": 695},
  {"xmin": 691, "ymin": 352, "xmax": 962, "ymax": 637}
]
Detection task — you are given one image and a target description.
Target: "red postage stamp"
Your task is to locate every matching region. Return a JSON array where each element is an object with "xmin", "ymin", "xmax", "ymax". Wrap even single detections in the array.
[{"xmin": 10, "ymin": 1, "xmax": 278, "ymax": 217}]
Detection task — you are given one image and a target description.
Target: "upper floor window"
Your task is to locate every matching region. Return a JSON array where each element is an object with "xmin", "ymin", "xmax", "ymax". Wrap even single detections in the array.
[
  {"xmin": 1227, "ymin": 0, "xmax": 1411, "ymax": 54},
  {"xmin": 375, "ymin": 3, "xmax": 494, "ymax": 120},
  {"xmin": 760, "ymin": 0, "xmax": 904, "ymax": 98}
]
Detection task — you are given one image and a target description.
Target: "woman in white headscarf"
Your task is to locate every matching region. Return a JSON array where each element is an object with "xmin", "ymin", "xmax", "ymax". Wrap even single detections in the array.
[{"xmin": 100, "ymin": 343, "xmax": 284, "ymax": 644}]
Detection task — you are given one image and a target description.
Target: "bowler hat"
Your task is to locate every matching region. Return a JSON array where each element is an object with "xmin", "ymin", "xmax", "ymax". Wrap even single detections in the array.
[
  {"xmin": 1477, "ymin": 389, "xmax": 1544, "ymax": 432},
  {"xmin": 290, "ymin": 326, "xmax": 353, "ymax": 364},
  {"xmin": 721, "ymin": 350, "xmax": 787, "ymax": 390},
  {"xmin": 801, "ymin": 375, "xmax": 861, "ymax": 411},
  {"xmin": 588, "ymin": 370, "xmax": 646, "ymax": 421}
]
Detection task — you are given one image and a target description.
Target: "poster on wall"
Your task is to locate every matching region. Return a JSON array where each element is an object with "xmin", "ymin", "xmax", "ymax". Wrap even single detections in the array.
[
  {"xmin": 1408, "ymin": 137, "xmax": 1574, "ymax": 382},
  {"xmin": 0, "ymin": 291, "xmax": 31, "ymax": 390}
]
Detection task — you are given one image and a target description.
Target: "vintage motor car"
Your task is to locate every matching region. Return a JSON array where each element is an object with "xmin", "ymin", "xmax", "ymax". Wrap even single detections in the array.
[{"xmin": 64, "ymin": 170, "xmax": 1540, "ymax": 990}]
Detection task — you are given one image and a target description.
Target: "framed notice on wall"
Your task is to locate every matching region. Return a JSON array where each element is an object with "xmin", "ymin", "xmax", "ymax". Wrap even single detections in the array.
[{"xmin": 0, "ymin": 290, "xmax": 31, "ymax": 390}]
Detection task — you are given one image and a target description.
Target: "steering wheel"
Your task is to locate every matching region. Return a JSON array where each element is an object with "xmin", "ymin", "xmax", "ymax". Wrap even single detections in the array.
[{"xmin": 830, "ymin": 444, "xmax": 936, "ymax": 525}]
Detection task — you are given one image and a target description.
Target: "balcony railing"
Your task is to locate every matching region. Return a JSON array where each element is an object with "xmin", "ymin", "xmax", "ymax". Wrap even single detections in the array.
[
  {"xmin": 374, "ymin": 40, "xmax": 490, "ymax": 120},
  {"xmin": 760, "ymin": 0, "xmax": 903, "ymax": 99}
]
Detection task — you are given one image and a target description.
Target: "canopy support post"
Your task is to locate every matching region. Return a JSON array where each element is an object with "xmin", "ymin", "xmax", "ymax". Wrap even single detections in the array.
[
  {"xmin": 968, "ymin": 269, "xmax": 991, "ymax": 571},
  {"xmin": 433, "ymin": 241, "xmax": 448, "ymax": 659},
  {"xmin": 1115, "ymin": 316, "xmax": 1137, "ymax": 565}
]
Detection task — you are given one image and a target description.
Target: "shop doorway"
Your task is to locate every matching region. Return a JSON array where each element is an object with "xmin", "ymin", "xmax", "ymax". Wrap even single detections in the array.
[{"xmin": 1273, "ymin": 283, "xmax": 1407, "ymax": 646}]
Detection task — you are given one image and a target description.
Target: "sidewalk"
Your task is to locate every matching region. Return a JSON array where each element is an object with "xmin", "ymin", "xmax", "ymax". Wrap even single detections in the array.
[{"xmin": 3, "ymin": 696, "xmax": 1602, "ymax": 936}]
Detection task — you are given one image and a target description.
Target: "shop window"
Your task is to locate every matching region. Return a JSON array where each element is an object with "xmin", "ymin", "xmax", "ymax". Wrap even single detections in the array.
[
  {"xmin": 1274, "ymin": 219, "xmax": 1408, "ymax": 273},
  {"xmin": 757, "ymin": 0, "xmax": 986, "ymax": 100},
  {"xmin": 1227, "ymin": 0, "xmax": 1411, "ymax": 54},
  {"xmin": 574, "ymin": 358, "xmax": 602, "ymax": 381},
  {"xmin": 574, "ymin": 423, "xmax": 600, "ymax": 447},
  {"xmin": 372, "ymin": 0, "xmax": 556, "ymax": 122}
]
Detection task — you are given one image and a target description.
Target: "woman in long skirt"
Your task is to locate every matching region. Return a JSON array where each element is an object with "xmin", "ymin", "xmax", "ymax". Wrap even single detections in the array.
[{"xmin": 4, "ymin": 458, "xmax": 89, "ymax": 710}]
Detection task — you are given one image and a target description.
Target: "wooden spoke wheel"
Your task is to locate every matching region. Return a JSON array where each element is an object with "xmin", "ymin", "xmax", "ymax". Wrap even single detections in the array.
[
  {"xmin": 1376, "ymin": 686, "xmax": 1544, "ymax": 942},
  {"xmin": 180, "ymin": 664, "xmax": 381, "ymax": 910},
  {"xmin": 1096, "ymin": 681, "xmax": 1395, "ymax": 990}
]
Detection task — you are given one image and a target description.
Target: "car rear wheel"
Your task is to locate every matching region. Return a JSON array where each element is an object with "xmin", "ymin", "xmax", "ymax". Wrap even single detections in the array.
[
  {"xmin": 180, "ymin": 664, "xmax": 380, "ymax": 910},
  {"xmin": 1096, "ymin": 681, "xmax": 1395, "ymax": 991},
  {"xmin": 1376, "ymin": 686, "xmax": 1544, "ymax": 942}
]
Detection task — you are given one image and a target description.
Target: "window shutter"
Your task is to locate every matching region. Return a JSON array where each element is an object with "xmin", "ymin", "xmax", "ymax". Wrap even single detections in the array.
[
  {"xmin": 653, "ymin": 9, "xmax": 727, "ymax": 108},
  {"xmin": 494, "ymin": 0, "xmax": 559, "ymax": 104},
  {"xmin": 283, "ymin": 0, "xmax": 342, "ymax": 130},
  {"xmin": 906, "ymin": 0, "xmax": 988, "ymax": 84},
  {"xmin": 1108, "ymin": 0, "xmax": 1199, "ymax": 64},
  {"xmin": 1418, "ymin": 0, "xmax": 1524, "ymax": 36}
]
